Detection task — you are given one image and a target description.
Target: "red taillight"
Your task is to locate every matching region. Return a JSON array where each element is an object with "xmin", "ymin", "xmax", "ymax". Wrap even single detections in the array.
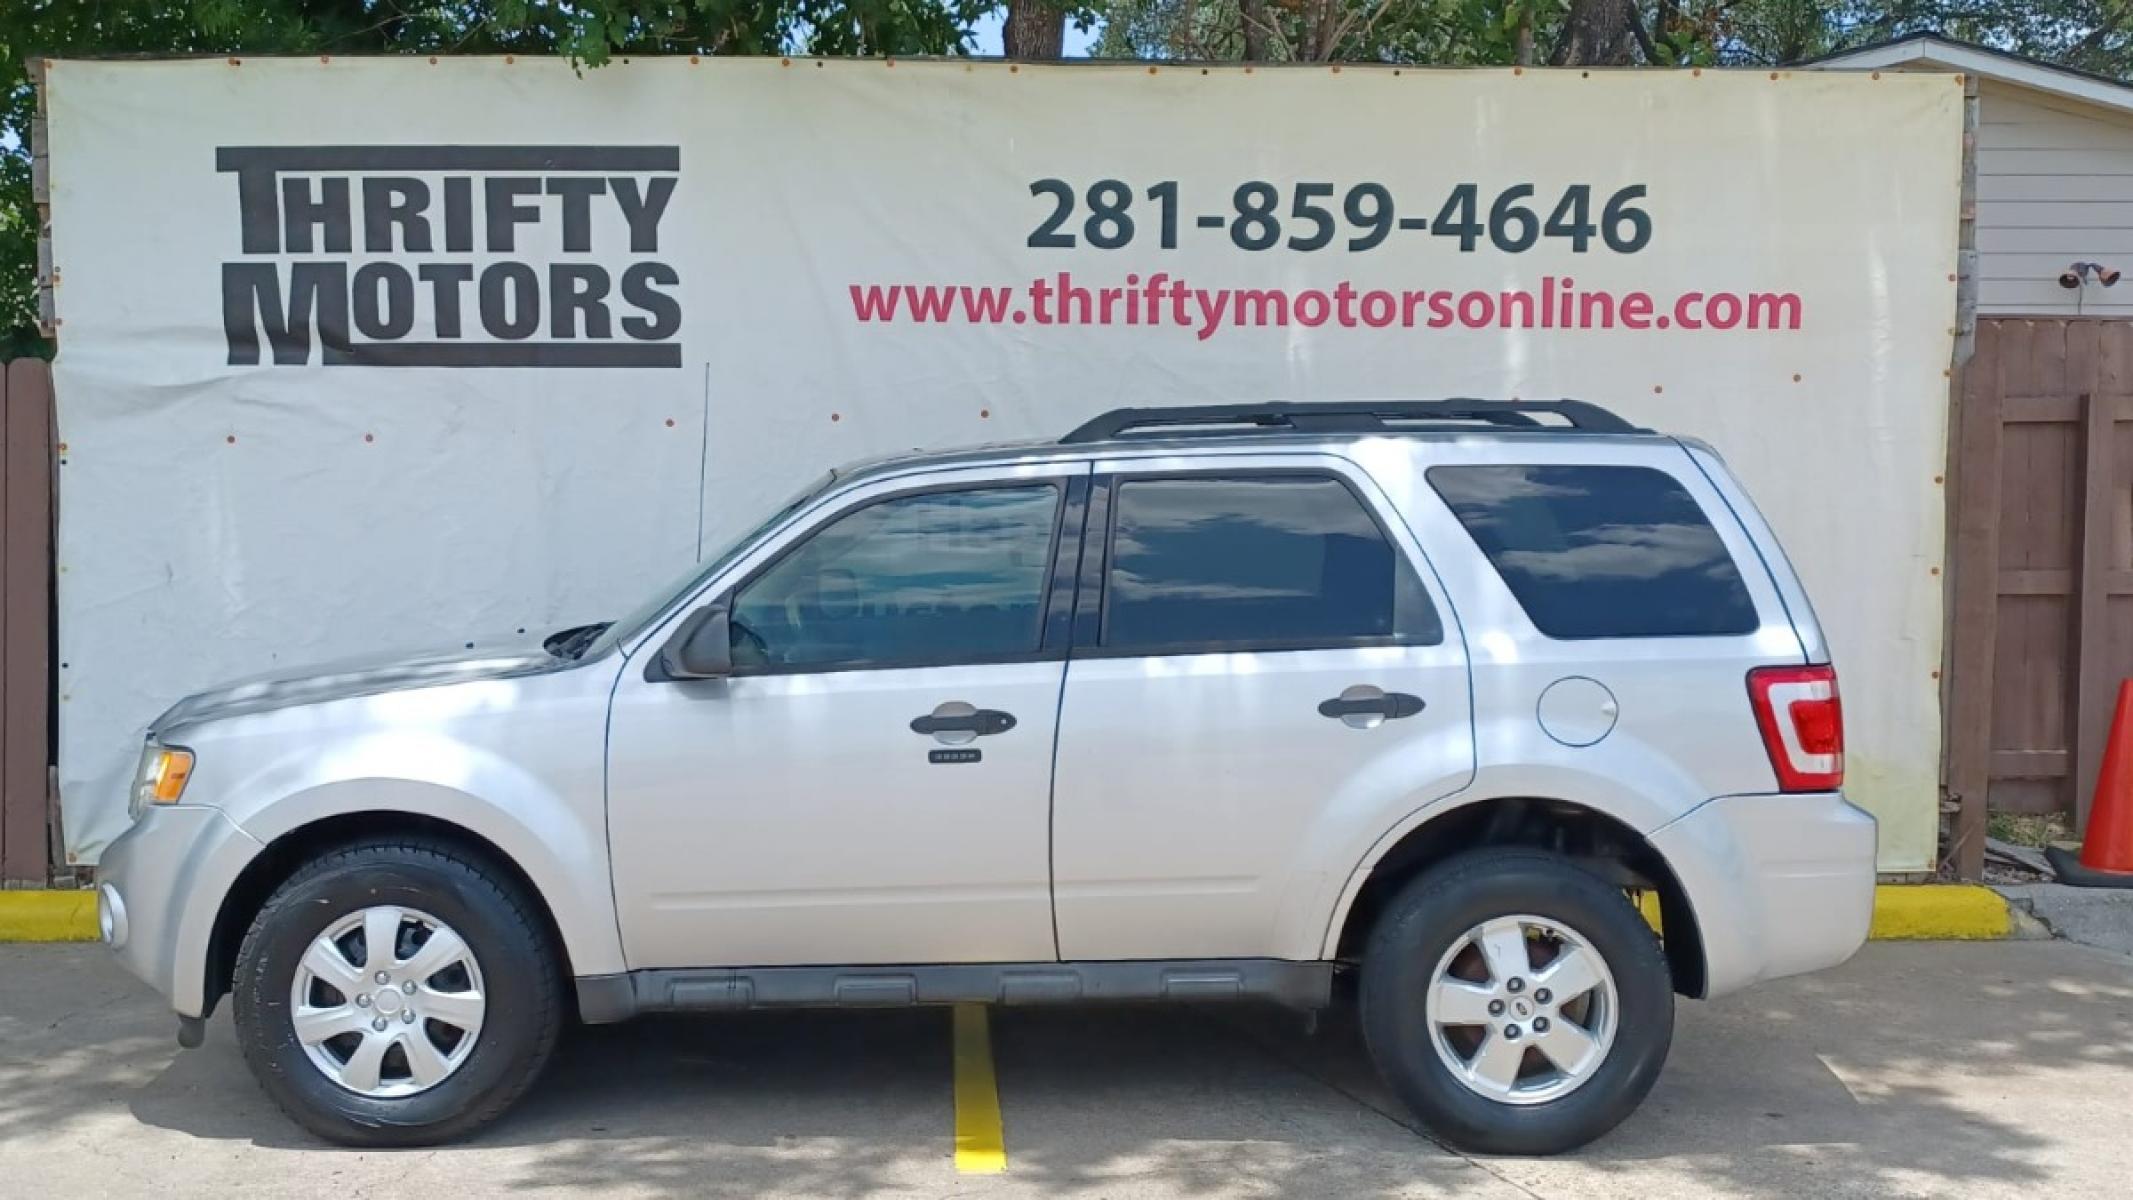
[{"xmin": 1747, "ymin": 664, "xmax": 1844, "ymax": 792}]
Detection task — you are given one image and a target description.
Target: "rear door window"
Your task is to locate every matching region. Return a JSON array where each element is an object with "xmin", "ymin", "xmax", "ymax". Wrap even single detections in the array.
[
  {"xmin": 1427, "ymin": 464, "xmax": 1758, "ymax": 639},
  {"xmin": 1101, "ymin": 474, "xmax": 1439, "ymax": 653}
]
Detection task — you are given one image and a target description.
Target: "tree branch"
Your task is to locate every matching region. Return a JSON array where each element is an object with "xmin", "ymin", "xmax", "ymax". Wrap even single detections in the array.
[
  {"xmin": 1238, "ymin": 2, "xmax": 1292, "ymax": 60},
  {"xmin": 1328, "ymin": 0, "xmax": 1398, "ymax": 58},
  {"xmin": 1625, "ymin": 0, "xmax": 1656, "ymax": 64}
]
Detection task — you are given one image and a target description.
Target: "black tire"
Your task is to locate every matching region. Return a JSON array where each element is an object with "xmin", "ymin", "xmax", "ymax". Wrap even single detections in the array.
[
  {"xmin": 231, "ymin": 838, "xmax": 563, "ymax": 1147},
  {"xmin": 1359, "ymin": 848, "xmax": 1673, "ymax": 1155}
]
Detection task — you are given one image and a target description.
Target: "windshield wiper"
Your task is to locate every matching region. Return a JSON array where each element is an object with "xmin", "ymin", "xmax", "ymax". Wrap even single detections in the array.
[{"xmin": 542, "ymin": 622, "xmax": 612, "ymax": 661}]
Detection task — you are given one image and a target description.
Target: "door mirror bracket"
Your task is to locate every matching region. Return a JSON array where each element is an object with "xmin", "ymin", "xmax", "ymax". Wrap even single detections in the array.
[{"xmin": 652, "ymin": 603, "xmax": 734, "ymax": 681}]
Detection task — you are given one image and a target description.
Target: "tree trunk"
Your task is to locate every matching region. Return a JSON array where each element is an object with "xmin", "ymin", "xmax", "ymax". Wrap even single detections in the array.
[
  {"xmin": 1515, "ymin": 3, "xmax": 1534, "ymax": 66},
  {"xmin": 1003, "ymin": 0, "xmax": 1066, "ymax": 58},
  {"xmin": 1553, "ymin": 0, "xmax": 1637, "ymax": 66},
  {"xmin": 1297, "ymin": 0, "xmax": 1340, "ymax": 60},
  {"xmin": 1240, "ymin": 0, "xmax": 1270, "ymax": 61}
]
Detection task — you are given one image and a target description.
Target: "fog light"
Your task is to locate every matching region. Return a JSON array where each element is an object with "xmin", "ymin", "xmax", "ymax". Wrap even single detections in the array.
[{"xmin": 98, "ymin": 883, "xmax": 128, "ymax": 948}]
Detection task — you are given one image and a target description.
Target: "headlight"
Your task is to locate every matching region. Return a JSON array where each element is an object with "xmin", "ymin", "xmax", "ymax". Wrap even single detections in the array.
[{"xmin": 130, "ymin": 742, "xmax": 195, "ymax": 820}]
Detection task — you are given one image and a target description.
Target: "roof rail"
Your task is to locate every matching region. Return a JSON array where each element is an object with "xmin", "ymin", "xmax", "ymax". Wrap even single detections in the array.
[{"xmin": 1059, "ymin": 400, "xmax": 1644, "ymax": 444}]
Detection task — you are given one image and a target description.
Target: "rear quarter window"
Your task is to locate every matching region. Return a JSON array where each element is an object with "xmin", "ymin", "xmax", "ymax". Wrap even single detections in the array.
[{"xmin": 1427, "ymin": 464, "xmax": 1759, "ymax": 639}]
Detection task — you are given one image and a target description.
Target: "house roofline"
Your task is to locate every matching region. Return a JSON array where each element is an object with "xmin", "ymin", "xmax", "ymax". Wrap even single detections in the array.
[{"xmin": 1809, "ymin": 32, "xmax": 2133, "ymax": 119}]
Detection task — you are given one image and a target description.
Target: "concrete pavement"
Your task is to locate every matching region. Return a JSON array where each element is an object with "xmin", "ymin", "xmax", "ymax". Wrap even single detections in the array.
[
  {"xmin": 2, "ymin": 940, "xmax": 2129, "ymax": 1198},
  {"xmin": 1997, "ymin": 883, "xmax": 2133, "ymax": 957}
]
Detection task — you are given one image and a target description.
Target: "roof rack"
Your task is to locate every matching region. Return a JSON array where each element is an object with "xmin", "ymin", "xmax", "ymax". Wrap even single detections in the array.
[{"xmin": 1059, "ymin": 400, "xmax": 1644, "ymax": 444}]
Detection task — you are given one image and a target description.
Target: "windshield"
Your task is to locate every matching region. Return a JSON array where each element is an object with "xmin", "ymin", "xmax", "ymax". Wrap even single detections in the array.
[{"xmin": 582, "ymin": 472, "xmax": 835, "ymax": 660}]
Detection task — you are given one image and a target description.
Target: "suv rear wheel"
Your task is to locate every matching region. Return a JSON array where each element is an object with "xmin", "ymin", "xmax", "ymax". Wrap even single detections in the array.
[
  {"xmin": 1359, "ymin": 848, "xmax": 1673, "ymax": 1155},
  {"xmin": 230, "ymin": 838, "xmax": 563, "ymax": 1146}
]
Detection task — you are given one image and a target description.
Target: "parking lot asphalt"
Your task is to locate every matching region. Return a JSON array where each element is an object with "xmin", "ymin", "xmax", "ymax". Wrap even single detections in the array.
[{"xmin": 3, "ymin": 940, "xmax": 2129, "ymax": 1199}]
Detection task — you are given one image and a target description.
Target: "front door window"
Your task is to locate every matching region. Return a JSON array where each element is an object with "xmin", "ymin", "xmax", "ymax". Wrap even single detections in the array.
[{"xmin": 729, "ymin": 485, "xmax": 1061, "ymax": 671}]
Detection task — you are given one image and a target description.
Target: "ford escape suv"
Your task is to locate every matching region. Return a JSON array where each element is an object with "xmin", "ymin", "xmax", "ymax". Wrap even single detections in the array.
[{"xmin": 96, "ymin": 399, "xmax": 1873, "ymax": 1155}]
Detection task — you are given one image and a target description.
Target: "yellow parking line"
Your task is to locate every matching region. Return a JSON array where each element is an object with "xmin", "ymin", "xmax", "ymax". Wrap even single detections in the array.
[{"xmin": 952, "ymin": 1003, "xmax": 1006, "ymax": 1174}]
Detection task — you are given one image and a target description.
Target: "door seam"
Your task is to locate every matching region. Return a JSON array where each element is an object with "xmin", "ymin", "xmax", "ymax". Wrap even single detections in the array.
[{"xmin": 1046, "ymin": 466, "xmax": 1096, "ymax": 960}]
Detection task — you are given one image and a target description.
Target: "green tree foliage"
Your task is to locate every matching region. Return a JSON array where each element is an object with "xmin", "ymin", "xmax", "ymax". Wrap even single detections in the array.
[{"xmin": 1095, "ymin": 1, "xmax": 2132, "ymax": 71}]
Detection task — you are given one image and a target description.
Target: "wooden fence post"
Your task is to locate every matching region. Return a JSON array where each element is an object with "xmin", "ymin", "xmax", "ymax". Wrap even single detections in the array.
[
  {"xmin": 2073, "ymin": 386, "xmax": 2120, "ymax": 835},
  {"xmin": 1945, "ymin": 322, "xmax": 2003, "ymax": 878},
  {"xmin": 0, "ymin": 360, "xmax": 54, "ymax": 884}
]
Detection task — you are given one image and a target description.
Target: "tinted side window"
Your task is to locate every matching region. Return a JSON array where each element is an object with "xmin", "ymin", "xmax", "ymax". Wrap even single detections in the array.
[
  {"xmin": 1427, "ymin": 464, "xmax": 1758, "ymax": 639},
  {"xmin": 1103, "ymin": 475, "xmax": 1438, "ymax": 652},
  {"xmin": 729, "ymin": 485, "xmax": 1059, "ymax": 670}
]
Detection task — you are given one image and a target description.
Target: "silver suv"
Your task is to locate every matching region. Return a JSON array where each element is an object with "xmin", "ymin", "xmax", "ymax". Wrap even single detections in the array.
[{"xmin": 96, "ymin": 400, "xmax": 1874, "ymax": 1154}]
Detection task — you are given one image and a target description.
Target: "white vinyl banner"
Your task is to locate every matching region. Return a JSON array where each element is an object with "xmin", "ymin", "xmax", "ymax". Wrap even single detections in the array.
[{"xmin": 45, "ymin": 58, "xmax": 1962, "ymax": 868}]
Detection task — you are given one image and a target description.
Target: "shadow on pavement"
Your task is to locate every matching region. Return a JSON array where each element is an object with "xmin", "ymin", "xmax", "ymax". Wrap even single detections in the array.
[
  {"xmin": 1, "ymin": 942, "xmax": 2127, "ymax": 1197},
  {"xmin": 1225, "ymin": 942, "xmax": 2132, "ymax": 1198}
]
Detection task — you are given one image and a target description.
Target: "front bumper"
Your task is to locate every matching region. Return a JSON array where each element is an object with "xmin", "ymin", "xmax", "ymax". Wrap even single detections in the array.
[
  {"xmin": 96, "ymin": 804, "xmax": 263, "ymax": 1018},
  {"xmin": 1649, "ymin": 790, "xmax": 1877, "ymax": 999}
]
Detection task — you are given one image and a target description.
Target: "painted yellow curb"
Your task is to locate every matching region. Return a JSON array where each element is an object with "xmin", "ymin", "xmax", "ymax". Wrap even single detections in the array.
[
  {"xmin": 0, "ymin": 890, "xmax": 98, "ymax": 942},
  {"xmin": 1867, "ymin": 883, "xmax": 2012, "ymax": 940},
  {"xmin": 1637, "ymin": 890, "xmax": 1665, "ymax": 929},
  {"xmin": 1640, "ymin": 884, "xmax": 2011, "ymax": 940}
]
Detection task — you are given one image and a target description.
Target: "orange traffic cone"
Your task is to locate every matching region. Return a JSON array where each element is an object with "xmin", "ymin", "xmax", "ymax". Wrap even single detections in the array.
[{"xmin": 2047, "ymin": 680, "xmax": 2133, "ymax": 888}]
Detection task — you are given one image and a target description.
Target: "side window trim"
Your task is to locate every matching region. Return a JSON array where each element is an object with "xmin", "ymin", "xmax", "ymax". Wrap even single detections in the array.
[
  {"xmin": 1069, "ymin": 475, "xmax": 1112, "ymax": 651},
  {"xmin": 1074, "ymin": 468, "xmax": 1442, "ymax": 661},
  {"xmin": 1040, "ymin": 474, "xmax": 1093, "ymax": 654},
  {"xmin": 702, "ymin": 476, "xmax": 1075, "ymax": 678},
  {"xmin": 1676, "ymin": 444, "xmax": 1808, "ymax": 656}
]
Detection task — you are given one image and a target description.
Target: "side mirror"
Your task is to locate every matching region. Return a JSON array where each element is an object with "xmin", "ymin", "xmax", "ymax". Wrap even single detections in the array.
[{"xmin": 655, "ymin": 603, "xmax": 733, "ymax": 680}]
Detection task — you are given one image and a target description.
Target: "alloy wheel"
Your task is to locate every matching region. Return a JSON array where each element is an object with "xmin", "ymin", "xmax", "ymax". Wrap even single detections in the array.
[{"xmin": 1424, "ymin": 913, "xmax": 1619, "ymax": 1105}]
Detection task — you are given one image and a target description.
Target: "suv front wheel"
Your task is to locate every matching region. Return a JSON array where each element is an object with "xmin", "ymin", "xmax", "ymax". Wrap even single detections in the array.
[
  {"xmin": 230, "ymin": 838, "xmax": 564, "ymax": 1146},
  {"xmin": 1359, "ymin": 848, "xmax": 1673, "ymax": 1155}
]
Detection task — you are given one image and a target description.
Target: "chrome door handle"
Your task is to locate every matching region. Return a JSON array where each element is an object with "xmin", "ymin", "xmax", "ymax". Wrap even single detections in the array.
[
  {"xmin": 910, "ymin": 701, "xmax": 1017, "ymax": 745},
  {"xmin": 1318, "ymin": 686, "xmax": 1425, "ymax": 730}
]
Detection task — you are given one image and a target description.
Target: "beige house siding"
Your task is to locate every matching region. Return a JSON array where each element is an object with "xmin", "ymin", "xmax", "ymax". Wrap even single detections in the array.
[{"xmin": 1973, "ymin": 82, "xmax": 2133, "ymax": 316}]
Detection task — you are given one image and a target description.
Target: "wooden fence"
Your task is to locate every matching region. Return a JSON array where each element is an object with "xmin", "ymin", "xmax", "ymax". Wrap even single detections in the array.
[
  {"xmin": 1947, "ymin": 318, "xmax": 2133, "ymax": 876},
  {"xmin": 0, "ymin": 359, "xmax": 53, "ymax": 884}
]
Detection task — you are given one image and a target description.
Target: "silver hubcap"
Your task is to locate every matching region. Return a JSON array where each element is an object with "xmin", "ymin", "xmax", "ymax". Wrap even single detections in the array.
[
  {"xmin": 1425, "ymin": 914, "xmax": 1618, "ymax": 1105},
  {"xmin": 289, "ymin": 905, "xmax": 486, "ymax": 1098}
]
